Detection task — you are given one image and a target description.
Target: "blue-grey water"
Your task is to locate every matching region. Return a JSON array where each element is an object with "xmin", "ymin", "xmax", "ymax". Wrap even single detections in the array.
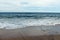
[{"xmin": 0, "ymin": 12, "xmax": 60, "ymax": 34}]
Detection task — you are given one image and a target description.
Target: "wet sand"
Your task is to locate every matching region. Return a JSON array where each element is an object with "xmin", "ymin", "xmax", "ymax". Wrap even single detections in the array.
[
  {"xmin": 0, "ymin": 25, "xmax": 60, "ymax": 40},
  {"xmin": 0, "ymin": 34, "xmax": 60, "ymax": 40}
]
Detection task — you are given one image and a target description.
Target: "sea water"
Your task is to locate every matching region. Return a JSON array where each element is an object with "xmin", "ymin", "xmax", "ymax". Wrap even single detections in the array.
[{"xmin": 0, "ymin": 12, "xmax": 60, "ymax": 30}]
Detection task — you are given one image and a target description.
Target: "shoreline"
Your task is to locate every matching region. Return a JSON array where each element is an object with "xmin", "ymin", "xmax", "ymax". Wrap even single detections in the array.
[{"xmin": 0, "ymin": 25, "xmax": 60, "ymax": 40}]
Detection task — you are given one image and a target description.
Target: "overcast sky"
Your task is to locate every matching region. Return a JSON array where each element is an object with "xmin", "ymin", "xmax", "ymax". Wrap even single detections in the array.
[{"xmin": 0, "ymin": 0, "xmax": 60, "ymax": 12}]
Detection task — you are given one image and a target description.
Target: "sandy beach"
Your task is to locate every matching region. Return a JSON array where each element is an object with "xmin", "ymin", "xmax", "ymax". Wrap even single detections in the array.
[{"xmin": 0, "ymin": 25, "xmax": 60, "ymax": 40}]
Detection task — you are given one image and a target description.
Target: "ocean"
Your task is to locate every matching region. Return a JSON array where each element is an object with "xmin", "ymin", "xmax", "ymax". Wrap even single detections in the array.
[{"xmin": 0, "ymin": 12, "xmax": 60, "ymax": 31}]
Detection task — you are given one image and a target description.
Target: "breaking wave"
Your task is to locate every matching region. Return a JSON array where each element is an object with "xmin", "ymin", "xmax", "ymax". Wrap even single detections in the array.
[{"xmin": 0, "ymin": 13, "xmax": 60, "ymax": 29}]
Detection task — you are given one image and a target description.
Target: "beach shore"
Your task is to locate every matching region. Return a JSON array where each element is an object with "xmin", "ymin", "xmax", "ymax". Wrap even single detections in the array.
[{"xmin": 0, "ymin": 25, "xmax": 60, "ymax": 40}]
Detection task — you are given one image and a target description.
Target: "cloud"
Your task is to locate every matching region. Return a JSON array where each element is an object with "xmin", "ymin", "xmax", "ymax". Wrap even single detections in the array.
[
  {"xmin": 20, "ymin": 0, "xmax": 58, "ymax": 6},
  {"xmin": 0, "ymin": 0, "xmax": 60, "ymax": 12},
  {"xmin": 20, "ymin": 0, "xmax": 60, "ymax": 12}
]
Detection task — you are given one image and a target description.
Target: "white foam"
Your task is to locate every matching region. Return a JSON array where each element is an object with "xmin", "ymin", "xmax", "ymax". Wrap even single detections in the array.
[{"xmin": 0, "ymin": 18, "xmax": 60, "ymax": 29}]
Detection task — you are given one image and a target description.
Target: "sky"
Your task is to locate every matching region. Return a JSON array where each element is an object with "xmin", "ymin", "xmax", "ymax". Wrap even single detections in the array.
[{"xmin": 0, "ymin": 0, "xmax": 60, "ymax": 12}]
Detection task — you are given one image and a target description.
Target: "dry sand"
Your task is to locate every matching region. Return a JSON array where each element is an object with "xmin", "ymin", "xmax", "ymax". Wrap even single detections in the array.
[{"xmin": 0, "ymin": 26, "xmax": 60, "ymax": 40}]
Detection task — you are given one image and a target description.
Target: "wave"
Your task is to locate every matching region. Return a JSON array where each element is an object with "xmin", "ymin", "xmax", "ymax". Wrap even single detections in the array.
[
  {"xmin": 0, "ymin": 13, "xmax": 60, "ymax": 18},
  {"xmin": 0, "ymin": 13, "xmax": 60, "ymax": 29},
  {"xmin": 0, "ymin": 17, "xmax": 60, "ymax": 29}
]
